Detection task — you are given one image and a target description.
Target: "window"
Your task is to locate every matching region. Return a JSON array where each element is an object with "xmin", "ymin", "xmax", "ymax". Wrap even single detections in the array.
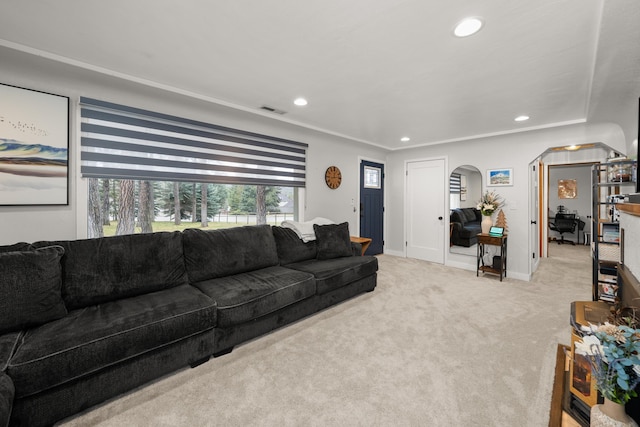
[
  {"xmin": 79, "ymin": 97, "xmax": 307, "ymax": 187},
  {"xmin": 363, "ymin": 166, "xmax": 381, "ymax": 189},
  {"xmin": 88, "ymin": 179, "xmax": 297, "ymax": 237},
  {"xmin": 80, "ymin": 97, "xmax": 305, "ymax": 237}
]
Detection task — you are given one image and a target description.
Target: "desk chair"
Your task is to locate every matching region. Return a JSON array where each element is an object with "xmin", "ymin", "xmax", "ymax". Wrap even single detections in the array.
[{"xmin": 549, "ymin": 213, "xmax": 577, "ymax": 245}]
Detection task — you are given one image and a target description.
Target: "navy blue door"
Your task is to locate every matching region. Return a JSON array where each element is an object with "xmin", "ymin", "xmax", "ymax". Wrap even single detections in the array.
[{"xmin": 360, "ymin": 160, "xmax": 384, "ymax": 255}]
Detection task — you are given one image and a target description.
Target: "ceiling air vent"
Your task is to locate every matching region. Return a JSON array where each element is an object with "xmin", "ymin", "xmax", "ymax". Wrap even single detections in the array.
[{"xmin": 260, "ymin": 105, "xmax": 287, "ymax": 115}]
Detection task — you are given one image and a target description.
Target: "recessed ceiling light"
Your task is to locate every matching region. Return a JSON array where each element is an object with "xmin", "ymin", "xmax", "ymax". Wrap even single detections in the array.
[
  {"xmin": 514, "ymin": 115, "xmax": 530, "ymax": 122},
  {"xmin": 401, "ymin": 137, "xmax": 411, "ymax": 142},
  {"xmin": 293, "ymin": 97, "xmax": 308, "ymax": 106},
  {"xmin": 454, "ymin": 17, "xmax": 483, "ymax": 37}
]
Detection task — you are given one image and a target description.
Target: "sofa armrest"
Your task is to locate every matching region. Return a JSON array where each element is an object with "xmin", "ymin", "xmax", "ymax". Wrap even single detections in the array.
[
  {"xmin": 0, "ymin": 373, "xmax": 13, "ymax": 427},
  {"xmin": 350, "ymin": 242, "xmax": 362, "ymax": 256},
  {"xmin": 450, "ymin": 222, "xmax": 463, "ymax": 234}
]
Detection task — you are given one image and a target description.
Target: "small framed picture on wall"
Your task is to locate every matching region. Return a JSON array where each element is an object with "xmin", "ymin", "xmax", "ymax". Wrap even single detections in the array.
[{"xmin": 486, "ymin": 168, "xmax": 513, "ymax": 186}]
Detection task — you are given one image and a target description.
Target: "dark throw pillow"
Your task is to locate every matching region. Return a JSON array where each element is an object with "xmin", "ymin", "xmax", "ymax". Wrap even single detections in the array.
[
  {"xmin": 313, "ymin": 222, "xmax": 352, "ymax": 260},
  {"xmin": 0, "ymin": 245, "xmax": 67, "ymax": 334},
  {"xmin": 272, "ymin": 226, "xmax": 318, "ymax": 265},
  {"xmin": 0, "ymin": 242, "xmax": 32, "ymax": 253}
]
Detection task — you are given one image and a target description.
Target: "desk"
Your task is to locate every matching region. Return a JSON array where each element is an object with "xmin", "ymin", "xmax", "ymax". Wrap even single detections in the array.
[
  {"xmin": 350, "ymin": 236, "xmax": 372, "ymax": 256},
  {"xmin": 476, "ymin": 233, "xmax": 507, "ymax": 281}
]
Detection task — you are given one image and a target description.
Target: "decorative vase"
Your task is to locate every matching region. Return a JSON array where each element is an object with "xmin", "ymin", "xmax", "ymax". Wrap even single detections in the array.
[
  {"xmin": 590, "ymin": 398, "xmax": 638, "ymax": 427},
  {"xmin": 481, "ymin": 215, "xmax": 493, "ymax": 234}
]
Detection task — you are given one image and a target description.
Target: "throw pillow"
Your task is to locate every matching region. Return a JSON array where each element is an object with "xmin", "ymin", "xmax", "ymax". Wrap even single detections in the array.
[
  {"xmin": 0, "ymin": 245, "xmax": 67, "ymax": 334},
  {"xmin": 272, "ymin": 226, "xmax": 318, "ymax": 265},
  {"xmin": 313, "ymin": 222, "xmax": 352, "ymax": 260},
  {"xmin": 0, "ymin": 242, "xmax": 32, "ymax": 253}
]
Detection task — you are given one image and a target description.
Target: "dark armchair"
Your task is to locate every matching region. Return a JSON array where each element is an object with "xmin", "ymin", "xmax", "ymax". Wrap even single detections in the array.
[{"xmin": 549, "ymin": 213, "xmax": 577, "ymax": 245}]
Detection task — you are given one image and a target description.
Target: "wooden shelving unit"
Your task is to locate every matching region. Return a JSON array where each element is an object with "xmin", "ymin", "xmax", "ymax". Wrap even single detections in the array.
[{"xmin": 591, "ymin": 160, "xmax": 637, "ymax": 302}]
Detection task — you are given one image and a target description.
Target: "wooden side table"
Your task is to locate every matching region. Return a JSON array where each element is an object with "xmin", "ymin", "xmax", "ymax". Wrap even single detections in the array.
[
  {"xmin": 476, "ymin": 233, "xmax": 508, "ymax": 281},
  {"xmin": 350, "ymin": 236, "xmax": 372, "ymax": 256}
]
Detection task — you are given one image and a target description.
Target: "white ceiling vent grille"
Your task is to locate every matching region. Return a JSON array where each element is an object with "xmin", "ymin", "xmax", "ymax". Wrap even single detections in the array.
[{"xmin": 260, "ymin": 105, "xmax": 287, "ymax": 115}]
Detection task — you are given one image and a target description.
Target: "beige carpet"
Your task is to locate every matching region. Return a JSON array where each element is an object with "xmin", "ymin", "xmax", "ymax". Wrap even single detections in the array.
[{"xmin": 59, "ymin": 245, "xmax": 592, "ymax": 427}]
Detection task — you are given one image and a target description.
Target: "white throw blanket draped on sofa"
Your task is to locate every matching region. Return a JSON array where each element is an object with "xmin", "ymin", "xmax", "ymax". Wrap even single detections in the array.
[{"xmin": 280, "ymin": 217, "xmax": 335, "ymax": 242}]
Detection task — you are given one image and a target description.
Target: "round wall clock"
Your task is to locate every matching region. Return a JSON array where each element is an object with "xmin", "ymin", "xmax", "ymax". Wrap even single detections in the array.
[{"xmin": 325, "ymin": 166, "xmax": 342, "ymax": 189}]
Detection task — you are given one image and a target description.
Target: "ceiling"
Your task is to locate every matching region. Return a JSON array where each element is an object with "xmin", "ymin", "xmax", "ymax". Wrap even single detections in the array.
[{"xmin": 0, "ymin": 0, "xmax": 638, "ymax": 151}]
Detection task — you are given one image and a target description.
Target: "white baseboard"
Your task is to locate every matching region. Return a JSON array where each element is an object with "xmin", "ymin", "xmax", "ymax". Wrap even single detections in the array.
[{"xmin": 383, "ymin": 251, "xmax": 531, "ymax": 281}]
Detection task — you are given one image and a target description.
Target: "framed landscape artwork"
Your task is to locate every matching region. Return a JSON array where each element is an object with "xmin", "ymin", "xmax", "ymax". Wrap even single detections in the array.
[
  {"xmin": 0, "ymin": 83, "xmax": 69, "ymax": 205},
  {"xmin": 486, "ymin": 168, "xmax": 513, "ymax": 186}
]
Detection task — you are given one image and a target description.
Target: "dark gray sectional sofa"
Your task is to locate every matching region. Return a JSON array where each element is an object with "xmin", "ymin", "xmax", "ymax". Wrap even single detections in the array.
[
  {"xmin": 450, "ymin": 208, "xmax": 482, "ymax": 247},
  {"xmin": 0, "ymin": 223, "xmax": 378, "ymax": 427}
]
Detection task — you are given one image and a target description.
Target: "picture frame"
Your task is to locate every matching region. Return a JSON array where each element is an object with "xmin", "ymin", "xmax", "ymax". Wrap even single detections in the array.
[
  {"xmin": 558, "ymin": 179, "xmax": 577, "ymax": 199},
  {"xmin": 569, "ymin": 331, "xmax": 600, "ymax": 407},
  {"xmin": 460, "ymin": 175, "xmax": 467, "ymax": 201},
  {"xmin": 486, "ymin": 168, "xmax": 513, "ymax": 186},
  {"xmin": 0, "ymin": 83, "xmax": 69, "ymax": 205}
]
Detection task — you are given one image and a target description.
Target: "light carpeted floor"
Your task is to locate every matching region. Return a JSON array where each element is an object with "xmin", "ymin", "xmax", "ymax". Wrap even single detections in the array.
[{"xmin": 59, "ymin": 244, "xmax": 591, "ymax": 427}]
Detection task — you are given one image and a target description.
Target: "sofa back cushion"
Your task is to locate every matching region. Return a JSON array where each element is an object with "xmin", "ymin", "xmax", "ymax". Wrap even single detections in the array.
[
  {"xmin": 313, "ymin": 222, "xmax": 353, "ymax": 260},
  {"xmin": 462, "ymin": 208, "xmax": 478, "ymax": 222},
  {"xmin": 33, "ymin": 232, "xmax": 188, "ymax": 310},
  {"xmin": 182, "ymin": 225, "xmax": 279, "ymax": 282},
  {"xmin": 0, "ymin": 242, "xmax": 33, "ymax": 253},
  {"xmin": 271, "ymin": 226, "xmax": 317, "ymax": 265},
  {"xmin": 450, "ymin": 209, "xmax": 467, "ymax": 225},
  {"xmin": 0, "ymin": 246, "xmax": 67, "ymax": 334}
]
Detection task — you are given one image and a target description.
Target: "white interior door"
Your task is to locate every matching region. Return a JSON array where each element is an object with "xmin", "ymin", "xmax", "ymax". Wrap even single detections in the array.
[{"xmin": 406, "ymin": 158, "xmax": 445, "ymax": 263}]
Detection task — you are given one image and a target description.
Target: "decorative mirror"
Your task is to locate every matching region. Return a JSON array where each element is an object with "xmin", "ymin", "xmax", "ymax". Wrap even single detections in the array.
[{"xmin": 449, "ymin": 165, "xmax": 482, "ymax": 256}]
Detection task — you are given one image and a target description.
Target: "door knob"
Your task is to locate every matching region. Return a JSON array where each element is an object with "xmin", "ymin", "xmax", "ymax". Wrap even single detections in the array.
[
  {"xmin": 438, "ymin": 216, "xmax": 443, "ymax": 220},
  {"xmin": 531, "ymin": 220, "xmax": 537, "ymax": 224}
]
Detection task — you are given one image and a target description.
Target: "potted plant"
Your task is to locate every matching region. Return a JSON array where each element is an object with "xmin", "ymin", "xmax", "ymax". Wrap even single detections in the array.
[
  {"xmin": 476, "ymin": 191, "xmax": 504, "ymax": 234},
  {"xmin": 574, "ymin": 315, "xmax": 640, "ymax": 426}
]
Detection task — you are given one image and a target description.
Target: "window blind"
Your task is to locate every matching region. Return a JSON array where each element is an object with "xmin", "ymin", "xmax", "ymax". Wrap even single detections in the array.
[
  {"xmin": 450, "ymin": 173, "xmax": 461, "ymax": 194},
  {"xmin": 80, "ymin": 97, "xmax": 307, "ymax": 187}
]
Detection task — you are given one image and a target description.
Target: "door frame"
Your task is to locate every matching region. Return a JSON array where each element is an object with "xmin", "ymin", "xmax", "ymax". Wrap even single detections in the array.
[
  {"xmin": 357, "ymin": 156, "xmax": 386, "ymax": 246},
  {"xmin": 529, "ymin": 159, "xmax": 542, "ymax": 276},
  {"xmin": 403, "ymin": 155, "xmax": 448, "ymax": 260}
]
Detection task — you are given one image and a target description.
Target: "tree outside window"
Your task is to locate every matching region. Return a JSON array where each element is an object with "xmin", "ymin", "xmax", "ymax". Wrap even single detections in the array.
[{"xmin": 87, "ymin": 179, "xmax": 295, "ymax": 238}]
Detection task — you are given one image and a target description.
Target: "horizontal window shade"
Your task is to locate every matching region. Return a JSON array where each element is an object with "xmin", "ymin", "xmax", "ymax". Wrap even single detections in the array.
[
  {"xmin": 450, "ymin": 173, "xmax": 461, "ymax": 194},
  {"xmin": 80, "ymin": 97, "xmax": 307, "ymax": 187}
]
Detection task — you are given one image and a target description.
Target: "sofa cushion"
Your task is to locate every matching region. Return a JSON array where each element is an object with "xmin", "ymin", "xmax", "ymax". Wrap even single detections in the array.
[
  {"xmin": 192, "ymin": 266, "xmax": 315, "ymax": 328},
  {"xmin": 0, "ymin": 242, "xmax": 32, "ymax": 253},
  {"xmin": 183, "ymin": 225, "xmax": 279, "ymax": 282},
  {"xmin": 33, "ymin": 232, "xmax": 188, "ymax": 310},
  {"xmin": 462, "ymin": 208, "xmax": 477, "ymax": 222},
  {"xmin": 450, "ymin": 209, "xmax": 467, "ymax": 226},
  {"xmin": 285, "ymin": 256, "xmax": 378, "ymax": 295},
  {"xmin": 0, "ymin": 246, "xmax": 67, "ymax": 334},
  {"xmin": 458, "ymin": 223, "xmax": 481, "ymax": 239},
  {"xmin": 0, "ymin": 332, "xmax": 21, "ymax": 372},
  {"xmin": 7, "ymin": 284, "xmax": 216, "ymax": 398},
  {"xmin": 272, "ymin": 226, "xmax": 317, "ymax": 264},
  {"xmin": 313, "ymin": 222, "xmax": 352, "ymax": 260}
]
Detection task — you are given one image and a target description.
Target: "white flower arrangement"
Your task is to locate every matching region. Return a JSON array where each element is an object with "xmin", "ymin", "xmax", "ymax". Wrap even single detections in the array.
[{"xmin": 476, "ymin": 191, "xmax": 504, "ymax": 216}]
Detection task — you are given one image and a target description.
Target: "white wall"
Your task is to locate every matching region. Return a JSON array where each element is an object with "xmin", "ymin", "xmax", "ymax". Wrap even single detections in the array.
[
  {"xmin": 620, "ymin": 211, "xmax": 640, "ymax": 281},
  {"xmin": 0, "ymin": 47, "xmax": 387, "ymax": 244},
  {"xmin": 0, "ymin": 46, "xmax": 631, "ymax": 282},
  {"xmin": 386, "ymin": 122, "xmax": 627, "ymax": 280}
]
